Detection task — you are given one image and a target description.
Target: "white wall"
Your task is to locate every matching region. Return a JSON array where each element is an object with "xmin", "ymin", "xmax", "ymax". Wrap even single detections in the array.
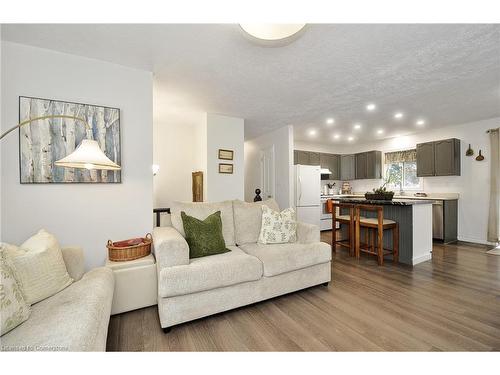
[
  {"xmin": 295, "ymin": 118, "xmax": 500, "ymax": 244},
  {"xmin": 1, "ymin": 42, "xmax": 153, "ymax": 270},
  {"xmin": 245, "ymin": 125, "xmax": 294, "ymax": 209},
  {"xmin": 206, "ymin": 113, "xmax": 244, "ymax": 202},
  {"xmin": 153, "ymin": 81, "xmax": 207, "ymax": 208}
]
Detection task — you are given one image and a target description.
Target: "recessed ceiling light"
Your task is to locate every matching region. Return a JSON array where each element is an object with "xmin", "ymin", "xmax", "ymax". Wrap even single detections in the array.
[
  {"xmin": 377, "ymin": 129, "xmax": 384, "ymax": 135},
  {"xmin": 416, "ymin": 119, "xmax": 425, "ymax": 126},
  {"xmin": 394, "ymin": 112, "xmax": 404, "ymax": 119},
  {"xmin": 308, "ymin": 129, "xmax": 317, "ymax": 137},
  {"xmin": 366, "ymin": 103, "xmax": 376, "ymax": 111},
  {"xmin": 353, "ymin": 123, "xmax": 362, "ymax": 130},
  {"xmin": 333, "ymin": 133, "xmax": 340, "ymax": 140},
  {"xmin": 326, "ymin": 118, "xmax": 335, "ymax": 125},
  {"xmin": 347, "ymin": 136, "xmax": 354, "ymax": 142}
]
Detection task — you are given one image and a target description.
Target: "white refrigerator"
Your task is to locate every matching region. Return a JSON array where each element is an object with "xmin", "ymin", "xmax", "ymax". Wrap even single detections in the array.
[{"xmin": 295, "ymin": 165, "xmax": 321, "ymax": 227}]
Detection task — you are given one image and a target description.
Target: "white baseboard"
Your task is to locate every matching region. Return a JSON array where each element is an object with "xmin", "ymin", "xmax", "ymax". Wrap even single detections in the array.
[
  {"xmin": 457, "ymin": 236, "xmax": 496, "ymax": 246},
  {"xmin": 412, "ymin": 253, "xmax": 432, "ymax": 265}
]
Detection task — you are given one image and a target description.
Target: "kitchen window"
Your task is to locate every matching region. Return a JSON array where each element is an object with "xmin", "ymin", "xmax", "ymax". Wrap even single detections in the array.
[{"xmin": 384, "ymin": 149, "xmax": 422, "ymax": 191}]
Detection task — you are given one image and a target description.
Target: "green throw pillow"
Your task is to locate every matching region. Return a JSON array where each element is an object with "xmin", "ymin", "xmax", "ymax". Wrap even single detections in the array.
[{"xmin": 181, "ymin": 211, "xmax": 231, "ymax": 259}]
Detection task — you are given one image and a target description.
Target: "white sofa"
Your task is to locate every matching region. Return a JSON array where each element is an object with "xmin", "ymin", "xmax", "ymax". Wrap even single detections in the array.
[
  {"xmin": 1, "ymin": 247, "xmax": 114, "ymax": 351},
  {"xmin": 153, "ymin": 199, "xmax": 332, "ymax": 332}
]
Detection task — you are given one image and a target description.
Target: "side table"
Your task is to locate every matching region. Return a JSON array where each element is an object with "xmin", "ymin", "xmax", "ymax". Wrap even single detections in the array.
[{"xmin": 105, "ymin": 254, "xmax": 157, "ymax": 315}]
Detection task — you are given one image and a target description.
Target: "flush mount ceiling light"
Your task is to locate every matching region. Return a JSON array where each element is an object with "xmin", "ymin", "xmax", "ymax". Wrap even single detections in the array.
[
  {"xmin": 366, "ymin": 103, "xmax": 376, "ymax": 111},
  {"xmin": 394, "ymin": 112, "xmax": 404, "ymax": 119},
  {"xmin": 353, "ymin": 123, "xmax": 362, "ymax": 130},
  {"xmin": 347, "ymin": 136, "xmax": 354, "ymax": 142},
  {"xmin": 333, "ymin": 133, "xmax": 340, "ymax": 140},
  {"xmin": 240, "ymin": 24, "xmax": 306, "ymax": 46},
  {"xmin": 377, "ymin": 129, "xmax": 384, "ymax": 135},
  {"xmin": 326, "ymin": 118, "xmax": 335, "ymax": 125},
  {"xmin": 308, "ymin": 129, "xmax": 317, "ymax": 137},
  {"xmin": 416, "ymin": 119, "xmax": 426, "ymax": 126}
]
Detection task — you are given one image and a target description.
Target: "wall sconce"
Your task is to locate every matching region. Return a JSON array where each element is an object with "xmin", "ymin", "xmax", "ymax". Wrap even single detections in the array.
[{"xmin": 152, "ymin": 164, "xmax": 160, "ymax": 176}]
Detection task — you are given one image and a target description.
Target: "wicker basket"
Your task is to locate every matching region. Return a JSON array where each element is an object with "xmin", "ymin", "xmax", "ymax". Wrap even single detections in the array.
[{"xmin": 107, "ymin": 233, "xmax": 152, "ymax": 262}]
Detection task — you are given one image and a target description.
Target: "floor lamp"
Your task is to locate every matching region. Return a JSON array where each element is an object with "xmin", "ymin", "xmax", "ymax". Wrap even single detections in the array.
[{"xmin": 0, "ymin": 115, "xmax": 121, "ymax": 171}]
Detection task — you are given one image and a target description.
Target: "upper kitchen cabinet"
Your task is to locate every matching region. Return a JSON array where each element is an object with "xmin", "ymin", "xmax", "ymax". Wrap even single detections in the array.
[
  {"xmin": 320, "ymin": 153, "xmax": 340, "ymax": 180},
  {"xmin": 416, "ymin": 142, "xmax": 435, "ymax": 176},
  {"xmin": 294, "ymin": 150, "xmax": 310, "ymax": 165},
  {"xmin": 435, "ymin": 139, "xmax": 461, "ymax": 176},
  {"xmin": 340, "ymin": 154, "xmax": 356, "ymax": 181},
  {"xmin": 355, "ymin": 152, "xmax": 367, "ymax": 179},
  {"xmin": 309, "ymin": 152, "xmax": 320, "ymax": 165},
  {"xmin": 416, "ymin": 138, "xmax": 460, "ymax": 177},
  {"xmin": 355, "ymin": 151, "xmax": 382, "ymax": 179}
]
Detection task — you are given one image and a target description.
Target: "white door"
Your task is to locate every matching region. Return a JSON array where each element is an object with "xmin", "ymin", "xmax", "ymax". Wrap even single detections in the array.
[
  {"xmin": 296, "ymin": 165, "xmax": 320, "ymax": 207},
  {"xmin": 260, "ymin": 146, "xmax": 275, "ymax": 200}
]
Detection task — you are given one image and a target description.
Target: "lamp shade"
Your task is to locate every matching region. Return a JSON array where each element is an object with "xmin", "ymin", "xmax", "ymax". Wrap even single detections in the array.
[{"xmin": 55, "ymin": 139, "xmax": 121, "ymax": 170}]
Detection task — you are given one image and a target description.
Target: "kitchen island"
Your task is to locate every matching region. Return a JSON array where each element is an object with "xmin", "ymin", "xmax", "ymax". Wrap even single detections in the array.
[{"xmin": 335, "ymin": 198, "xmax": 433, "ymax": 265}]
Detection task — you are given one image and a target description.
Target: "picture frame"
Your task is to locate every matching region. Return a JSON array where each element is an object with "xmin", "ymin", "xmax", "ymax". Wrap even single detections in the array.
[
  {"xmin": 218, "ymin": 149, "xmax": 234, "ymax": 160},
  {"xmin": 218, "ymin": 163, "xmax": 233, "ymax": 174},
  {"xmin": 192, "ymin": 171, "xmax": 204, "ymax": 202},
  {"xmin": 18, "ymin": 96, "xmax": 121, "ymax": 184}
]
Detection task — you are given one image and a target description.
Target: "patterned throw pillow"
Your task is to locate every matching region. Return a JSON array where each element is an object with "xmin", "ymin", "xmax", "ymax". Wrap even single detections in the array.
[
  {"xmin": 0, "ymin": 247, "xmax": 31, "ymax": 336},
  {"xmin": 258, "ymin": 205, "xmax": 297, "ymax": 244}
]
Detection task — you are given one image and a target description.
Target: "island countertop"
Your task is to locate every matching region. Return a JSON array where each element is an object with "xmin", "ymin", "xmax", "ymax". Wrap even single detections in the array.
[{"xmin": 333, "ymin": 197, "xmax": 434, "ymax": 206}]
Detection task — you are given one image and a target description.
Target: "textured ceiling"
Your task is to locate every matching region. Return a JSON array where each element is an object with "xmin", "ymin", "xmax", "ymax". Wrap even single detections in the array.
[{"xmin": 2, "ymin": 24, "xmax": 499, "ymax": 144}]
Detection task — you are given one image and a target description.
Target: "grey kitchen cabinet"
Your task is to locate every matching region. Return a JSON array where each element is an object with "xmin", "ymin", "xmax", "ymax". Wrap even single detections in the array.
[
  {"xmin": 434, "ymin": 139, "xmax": 461, "ymax": 176},
  {"xmin": 416, "ymin": 142, "xmax": 435, "ymax": 177},
  {"xmin": 355, "ymin": 152, "xmax": 367, "ymax": 179},
  {"xmin": 309, "ymin": 152, "xmax": 320, "ymax": 165},
  {"xmin": 295, "ymin": 150, "xmax": 310, "ymax": 165},
  {"xmin": 355, "ymin": 151, "xmax": 382, "ymax": 179},
  {"xmin": 320, "ymin": 153, "xmax": 340, "ymax": 180},
  {"xmin": 416, "ymin": 138, "xmax": 460, "ymax": 177},
  {"xmin": 340, "ymin": 154, "xmax": 356, "ymax": 180},
  {"xmin": 366, "ymin": 151, "xmax": 382, "ymax": 179}
]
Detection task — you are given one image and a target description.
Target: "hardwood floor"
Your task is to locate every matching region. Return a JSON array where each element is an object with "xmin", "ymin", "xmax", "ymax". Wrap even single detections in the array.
[{"xmin": 106, "ymin": 231, "xmax": 500, "ymax": 351}]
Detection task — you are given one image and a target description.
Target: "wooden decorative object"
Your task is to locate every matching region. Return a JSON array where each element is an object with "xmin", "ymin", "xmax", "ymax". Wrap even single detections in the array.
[
  {"xmin": 218, "ymin": 149, "xmax": 234, "ymax": 160},
  {"xmin": 219, "ymin": 163, "xmax": 233, "ymax": 174},
  {"xmin": 192, "ymin": 171, "xmax": 204, "ymax": 202},
  {"xmin": 476, "ymin": 150, "xmax": 485, "ymax": 161},
  {"xmin": 107, "ymin": 233, "xmax": 152, "ymax": 261}
]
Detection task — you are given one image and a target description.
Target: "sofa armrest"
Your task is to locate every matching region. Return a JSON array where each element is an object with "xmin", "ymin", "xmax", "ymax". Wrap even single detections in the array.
[
  {"xmin": 61, "ymin": 246, "xmax": 85, "ymax": 281},
  {"xmin": 296, "ymin": 222, "xmax": 320, "ymax": 244},
  {"xmin": 153, "ymin": 227, "xmax": 190, "ymax": 269}
]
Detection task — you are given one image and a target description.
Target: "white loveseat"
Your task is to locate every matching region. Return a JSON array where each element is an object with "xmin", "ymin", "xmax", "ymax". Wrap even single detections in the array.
[
  {"xmin": 152, "ymin": 199, "xmax": 331, "ymax": 332},
  {"xmin": 1, "ymin": 247, "xmax": 114, "ymax": 351}
]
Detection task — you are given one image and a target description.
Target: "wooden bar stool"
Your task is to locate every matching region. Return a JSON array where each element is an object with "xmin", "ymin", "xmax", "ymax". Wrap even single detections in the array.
[
  {"xmin": 354, "ymin": 205, "xmax": 399, "ymax": 265},
  {"xmin": 331, "ymin": 201, "xmax": 359, "ymax": 256}
]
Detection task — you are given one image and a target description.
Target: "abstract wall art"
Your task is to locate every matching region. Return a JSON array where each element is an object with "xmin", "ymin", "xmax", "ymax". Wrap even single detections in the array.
[{"xmin": 19, "ymin": 96, "xmax": 121, "ymax": 183}]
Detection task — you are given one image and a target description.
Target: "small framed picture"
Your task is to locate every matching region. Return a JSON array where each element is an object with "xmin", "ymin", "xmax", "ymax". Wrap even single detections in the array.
[
  {"xmin": 218, "ymin": 149, "xmax": 234, "ymax": 160},
  {"xmin": 219, "ymin": 163, "xmax": 233, "ymax": 174}
]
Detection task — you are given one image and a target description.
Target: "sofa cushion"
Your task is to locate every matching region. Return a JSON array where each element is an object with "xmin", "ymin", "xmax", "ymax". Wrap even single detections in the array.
[
  {"xmin": 158, "ymin": 246, "xmax": 263, "ymax": 298},
  {"xmin": 238, "ymin": 242, "xmax": 332, "ymax": 277},
  {"xmin": 0, "ymin": 267, "xmax": 114, "ymax": 351},
  {"xmin": 171, "ymin": 201, "xmax": 236, "ymax": 246},
  {"xmin": 233, "ymin": 199, "xmax": 279, "ymax": 245}
]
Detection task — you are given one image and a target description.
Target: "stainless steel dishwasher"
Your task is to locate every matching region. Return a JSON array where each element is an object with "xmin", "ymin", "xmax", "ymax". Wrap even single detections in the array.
[{"xmin": 432, "ymin": 200, "xmax": 444, "ymax": 240}]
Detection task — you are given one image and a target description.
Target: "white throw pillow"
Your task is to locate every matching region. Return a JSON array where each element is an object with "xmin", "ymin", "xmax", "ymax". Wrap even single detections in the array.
[
  {"xmin": 258, "ymin": 206, "xmax": 297, "ymax": 244},
  {"xmin": 5, "ymin": 230, "xmax": 73, "ymax": 305},
  {"xmin": 0, "ymin": 247, "xmax": 31, "ymax": 336}
]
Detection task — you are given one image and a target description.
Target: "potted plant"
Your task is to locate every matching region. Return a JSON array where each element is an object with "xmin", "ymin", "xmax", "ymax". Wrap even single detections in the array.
[{"xmin": 365, "ymin": 181, "xmax": 395, "ymax": 201}]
